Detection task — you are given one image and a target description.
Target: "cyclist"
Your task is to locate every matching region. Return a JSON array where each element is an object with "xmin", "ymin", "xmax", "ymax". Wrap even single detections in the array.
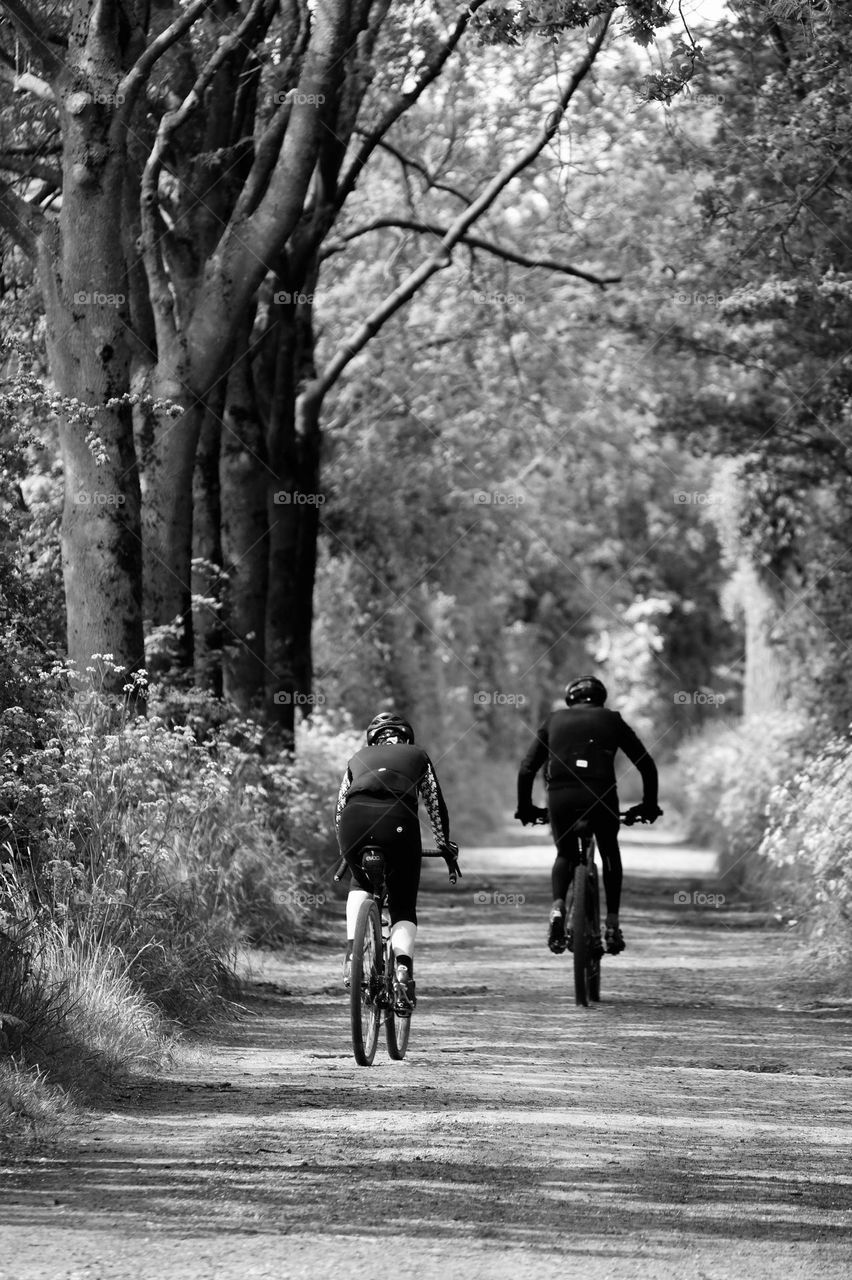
[
  {"xmin": 515, "ymin": 676, "xmax": 661, "ymax": 956},
  {"xmin": 335, "ymin": 711, "xmax": 457, "ymax": 1012}
]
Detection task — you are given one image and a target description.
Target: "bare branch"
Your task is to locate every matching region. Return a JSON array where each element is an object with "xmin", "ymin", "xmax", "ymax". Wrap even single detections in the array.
[
  {"xmin": 310, "ymin": 7, "xmax": 616, "ymax": 405},
  {"xmin": 0, "ymin": 58, "xmax": 55, "ymax": 100},
  {"xmin": 320, "ymin": 217, "xmax": 620, "ymax": 284},
  {"xmin": 0, "ymin": 149, "xmax": 61, "ymax": 186},
  {"xmin": 371, "ymin": 137, "xmax": 473, "ymax": 204},
  {"xmin": 230, "ymin": 1, "xmax": 312, "ymax": 223},
  {"xmin": 335, "ymin": 0, "xmax": 490, "ymax": 211},
  {"xmin": 0, "ymin": 0, "xmax": 65, "ymax": 80},
  {"xmin": 0, "ymin": 172, "xmax": 43, "ymax": 256},
  {"xmin": 117, "ymin": 0, "xmax": 212, "ymax": 123}
]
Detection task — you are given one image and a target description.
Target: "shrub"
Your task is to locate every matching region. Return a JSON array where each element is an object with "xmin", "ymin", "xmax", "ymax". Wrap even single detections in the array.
[
  {"xmin": 760, "ymin": 734, "xmax": 852, "ymax": 977},
  {"xmin": 675, "ymin": 712, "xmax": 809, "ymax": 887}
]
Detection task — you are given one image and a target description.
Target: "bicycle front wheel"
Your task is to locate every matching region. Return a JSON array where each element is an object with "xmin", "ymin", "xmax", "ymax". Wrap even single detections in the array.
[
  {"xmin": 385, "ymin": 947, "xmax": 412, "ymax": 1061},
  {"xmin": 350, "ymin": 899, "xmax": 382, "ymax": 1066},
  {"xmin": 587, "ymin": 863, "xmax": 601, "ymax": 1003},
  {"xmin": 572, "ymin": 862, "xmax": 589, "ymax": 1007}
]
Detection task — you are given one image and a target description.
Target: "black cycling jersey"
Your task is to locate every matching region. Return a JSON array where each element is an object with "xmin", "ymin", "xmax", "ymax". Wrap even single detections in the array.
[
  {"xmin": 336, "ymin": 743, "xmax": 451, "ymax": 848},
  {"xmin": 517, "ymin": 704, "xmax": 658, "ymax": 816}
]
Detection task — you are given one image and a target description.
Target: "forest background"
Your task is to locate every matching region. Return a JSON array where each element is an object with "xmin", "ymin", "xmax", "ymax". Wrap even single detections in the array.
[{"xmin": 1, "ymin": 0, "xmax": 851, "ymax": 1129}]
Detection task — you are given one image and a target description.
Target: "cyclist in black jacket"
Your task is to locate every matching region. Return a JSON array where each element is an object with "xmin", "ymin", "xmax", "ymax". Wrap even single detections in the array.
[
  {"xmin": 516, "ymin": 676, "xmax": 661, "ymax": 956},
  {"xmin": 335, "ymin": 711, "xmax": 456, "ymax": 1012}
]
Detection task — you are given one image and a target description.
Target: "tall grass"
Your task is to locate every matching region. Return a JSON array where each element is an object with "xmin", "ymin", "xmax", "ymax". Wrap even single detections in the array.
[{"xmin": 0, "ymin": 664, "xmax": 359, "ymax": 1136}]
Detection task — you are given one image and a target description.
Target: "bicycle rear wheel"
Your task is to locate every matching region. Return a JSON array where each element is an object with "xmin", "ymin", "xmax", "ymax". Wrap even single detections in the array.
[
  {"xmin": 350, "ymin": 899, "xmax": 382, "ymax": 1066},
  {"xmin": 586, "ymin": 863, "xmax": 601, "ymax": 1003},
  {"xmin": 572, "ymin": 862, "xmax": 589, "ymax": 1007},
  {"xmin": 384, "ymin": 946, "xmax": 412, "ymax": 1060}
]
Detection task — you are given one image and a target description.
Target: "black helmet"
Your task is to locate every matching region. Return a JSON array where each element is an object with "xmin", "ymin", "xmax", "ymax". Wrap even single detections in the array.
[
  {"xmin": 366, "ymin": 711, "xmax": 415, "ymax": 746},
  {"xmin": 565, "ymin": 676, "xmax": 607, "ymax": 707}
]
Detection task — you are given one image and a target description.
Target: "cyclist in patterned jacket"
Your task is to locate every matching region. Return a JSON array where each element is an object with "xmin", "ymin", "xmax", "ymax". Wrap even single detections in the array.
[
  {"xmin": 336, "ymin": 711, "xmax": 456, "ymax": 1012},
  {"xmin": 516, "ymin": 676, "xmax": 661, "ymax": 956}
]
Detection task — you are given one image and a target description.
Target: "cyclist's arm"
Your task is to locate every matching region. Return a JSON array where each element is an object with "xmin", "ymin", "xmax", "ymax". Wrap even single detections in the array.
[
  {"xmin": 334, "ymin": 768, "xmax": 352, "ymax": 832},
  {"xmin": 517, "ymin": 723, "xmax": 549, "ymax": 812},
  {"xmin": 616, "ymin": 717, "xmax": 659, "ymax": 807},
  {"xmin": 418, "ymin": 760, "xmax": 451, "ymax": 848}
]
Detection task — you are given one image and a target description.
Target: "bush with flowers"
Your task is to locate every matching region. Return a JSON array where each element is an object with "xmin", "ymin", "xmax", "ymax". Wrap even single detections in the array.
[{"xmin": 759, "ymin": 734, "xmax": 852, "ymax": 976}]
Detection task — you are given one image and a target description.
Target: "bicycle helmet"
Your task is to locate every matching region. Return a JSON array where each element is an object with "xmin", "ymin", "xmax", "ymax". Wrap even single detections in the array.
[
  {"xmin": 366, "ymin": 711, "xmax": 415, "ymax": 745},
  {"xmin": 564, "ymin": 676, "xmax": 607, "ymax": 707}
]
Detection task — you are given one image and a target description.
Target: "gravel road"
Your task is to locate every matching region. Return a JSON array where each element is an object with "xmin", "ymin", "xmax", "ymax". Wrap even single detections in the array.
[{"xmin": 3, "ymin": 826, "xmax": 851, "ymax": 1280}]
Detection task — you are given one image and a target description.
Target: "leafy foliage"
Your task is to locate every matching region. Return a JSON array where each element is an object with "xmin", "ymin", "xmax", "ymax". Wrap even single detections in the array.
[{"xmin": 760, "ymin": 734, "xmax": 852, "ymax": 975}]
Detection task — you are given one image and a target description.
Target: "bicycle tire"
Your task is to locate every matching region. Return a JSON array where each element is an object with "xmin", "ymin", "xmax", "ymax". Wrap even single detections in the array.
[
  {"xmin": 587, "ymin": 863, "xmax": 601, "ymax": 1003},
  {"xmin": 384, "ymin": 946, "xmax": 412, "ymax": 1060},
  {"xmin": 350, "ymin": 899, "xmax": 382, "ymax": 1066},
  {"xmin": 572, "ymin": 862, "xmax": 589, "ymax": 1007}
]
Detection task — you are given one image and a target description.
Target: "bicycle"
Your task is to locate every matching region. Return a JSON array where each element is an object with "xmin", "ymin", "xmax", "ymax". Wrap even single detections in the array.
[
  {"xmin": 333, "ymin": 845, "xmax": 460, "ymax": 1066},
  {"xmin": 569, "ymin": 806, "xmax": 660, "ymax": 1006},
  {"xmin": 525, "ymin": 805, "xmax": 659, "ymax": 1006}
]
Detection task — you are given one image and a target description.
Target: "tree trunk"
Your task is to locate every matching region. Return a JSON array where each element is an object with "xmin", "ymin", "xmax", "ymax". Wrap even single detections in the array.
[
  {"xmin": 192, "ymin": 398, "xmax": 224, "ymax": 696},
  {"xmin": 261, "ymin": 288, "xmax": 321, "ymax": 737},
  {"xmin": 220, "ymin": 321, "xmax": 269, "ymax": 712},
  {"xmin": 738, "ymin": 559, "xmax": 789, "ymax": 716},
  {"xmin": 39, "ymin": 36, "xmax": 146, "ymax": 684},
  {"xmin": 137, "ymin": 369, "xmax": 202, "ymax": 668}
]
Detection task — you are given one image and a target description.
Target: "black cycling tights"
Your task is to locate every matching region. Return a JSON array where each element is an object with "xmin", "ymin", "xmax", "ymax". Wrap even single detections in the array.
[
  {"xmin": 337, "ymin": 796, "xmax": 422, "ymax": 925},
  {"xmin": 548, "ymin": 791, "xmax": 622, "ymax": 917}
]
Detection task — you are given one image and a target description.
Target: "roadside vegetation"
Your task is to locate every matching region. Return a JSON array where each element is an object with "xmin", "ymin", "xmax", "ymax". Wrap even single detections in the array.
[{"xmin": 3, "ymin": 0, "xmax": 852, "ymax": 1142}]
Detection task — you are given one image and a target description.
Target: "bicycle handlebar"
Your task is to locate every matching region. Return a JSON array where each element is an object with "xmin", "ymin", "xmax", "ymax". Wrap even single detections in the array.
[
  {"xmin": 516, "ymin": 806, "xmax": 663, "ymax": 828},
  {"xmin": 332, "ymin": 848, "xmax": 461, "ymax": 885}
]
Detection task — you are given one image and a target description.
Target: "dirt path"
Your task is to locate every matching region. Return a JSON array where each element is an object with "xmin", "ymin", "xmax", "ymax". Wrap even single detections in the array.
[{"xmin": 3, "ymin": 829, "xmax": 851, "ymax": 1280}]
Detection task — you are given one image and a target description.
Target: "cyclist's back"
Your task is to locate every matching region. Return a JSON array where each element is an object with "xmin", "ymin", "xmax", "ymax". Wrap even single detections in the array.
[
  {"xmin": 516, "ymin": 676, "xmax": 661, "ymax": 956},
  {"xmin": 336, "ymin": 712, "xmax": 454, "ymax": 1012}
]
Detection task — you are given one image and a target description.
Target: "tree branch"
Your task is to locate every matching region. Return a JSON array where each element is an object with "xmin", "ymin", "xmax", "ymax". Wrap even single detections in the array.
[
  {"xmin": 309, "ymin": 7, "xmax": 616, "ymax": 406},
  {"xmin": 139, "ymin": 0, "xmax": 273, "ymax": 351},
  {"xmin": 335, "ymin": 0, "xmax": 490, "ymax": 212},
  {"xmin": 230, "ymin": 1, "xmax": 311, "ymax": 223},
  {"xmin": 0, "ymin": 149, "xmax": 61, "ymax": 186},
  {"xmin": 371, "ymin": 136, "xmax": 473, "ymax": 204},
  {"xmin": 0, "ymin": 172, "xmax": 43, "ymax": 256},
  {"xmin": 0, "ymin": 57, "xmax": 55, "ymax": 100},
  {"xmin": 320, "ymin": 216, "xmax": 620, "ymax": 284},
  {"xmin": 117, "ymin": 0, "xmax": 212, "ymax": 123},
  {"xmin": 187, "ymin": 0, "xmax": 354, "ymax": 393},
  {"xmin": 0, "ymin": 0, "xmax": 66, "ymax": 80}
]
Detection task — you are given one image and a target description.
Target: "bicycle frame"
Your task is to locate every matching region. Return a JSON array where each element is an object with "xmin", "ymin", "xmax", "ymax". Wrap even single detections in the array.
[{"xmin": 334, "ymin": 845, "xmax": 457, "ymax": 1065}]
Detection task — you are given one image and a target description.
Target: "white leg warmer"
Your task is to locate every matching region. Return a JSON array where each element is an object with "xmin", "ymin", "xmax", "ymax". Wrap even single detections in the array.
[
  {"xmin": 390, "ymin": 919, "xmax": 417, "ymax": 960},
  {"xmin": 346, "ymin": 889, "xmax": 370, "ymax": 939}
]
